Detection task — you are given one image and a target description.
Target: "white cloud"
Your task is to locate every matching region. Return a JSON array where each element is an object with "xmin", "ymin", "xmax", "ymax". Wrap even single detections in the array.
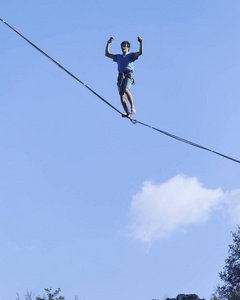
[
  {"xmin": 226, "ymin": 190, "xmax": 240, "ymax": 224},
  {"xmin": 130, "ymin": 174, "xmax": 240, "ymax": 245}
]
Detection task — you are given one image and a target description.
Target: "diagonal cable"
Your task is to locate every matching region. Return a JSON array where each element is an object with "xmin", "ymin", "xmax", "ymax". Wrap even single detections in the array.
[
  {"xmin": 0, "ymin": 18, "xmax": 122, "ymax": 115},
  {"xmin": 130, "ymin": 119, "xmax": 240, "ymax": 164},
  {"xmin": 1, "ymin": 18, "xmax": 239, "ymax": 164}
]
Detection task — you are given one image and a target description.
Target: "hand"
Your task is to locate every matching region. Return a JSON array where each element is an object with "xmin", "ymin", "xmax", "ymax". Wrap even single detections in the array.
[
  {"xmin": 137, "ymin": 36, "xmax": 142, "ymax": 43},
  {"xmin": 108, "ymin": 37, "xmax": 114, "ymax": 43}
]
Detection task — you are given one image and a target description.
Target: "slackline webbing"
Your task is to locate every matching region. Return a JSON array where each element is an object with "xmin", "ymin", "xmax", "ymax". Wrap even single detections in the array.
[
  {"xmin": 1, "ymin": 18, "xmax": 239, "ymax": 164},
  {"xmin": 0, "ymin": 18, "xmax": 122, "ymax": 115}
]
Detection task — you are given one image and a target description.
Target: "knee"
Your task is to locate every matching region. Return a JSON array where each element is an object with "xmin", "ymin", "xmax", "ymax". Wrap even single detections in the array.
[{"xmin": 119, "ymin": 92, "xmax": 125, "ymax": 100}]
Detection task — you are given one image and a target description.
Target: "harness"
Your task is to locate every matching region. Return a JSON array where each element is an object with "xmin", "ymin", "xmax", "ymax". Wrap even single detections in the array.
[
  {"xmin": 119, "ymin": 70, "xmax": 133, "ymax": 76},
  {"xmin": 118, "ymin": 70, "xmax": 135, "ymax": 86}
]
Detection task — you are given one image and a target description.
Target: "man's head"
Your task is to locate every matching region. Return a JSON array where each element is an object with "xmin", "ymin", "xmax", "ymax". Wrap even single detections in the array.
[{"xmin": 121, "ymin": 41, "xmax": 130, "ymax": 54}]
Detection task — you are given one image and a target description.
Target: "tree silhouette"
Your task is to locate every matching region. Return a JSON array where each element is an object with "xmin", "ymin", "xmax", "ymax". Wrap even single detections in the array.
[
  {"xmin": 215, "ymin": 225, "xmax": 240, "ymax": 300},
  {"xmin": 16, "ymin": 287, "xmax": 80, "ymax": 300}
]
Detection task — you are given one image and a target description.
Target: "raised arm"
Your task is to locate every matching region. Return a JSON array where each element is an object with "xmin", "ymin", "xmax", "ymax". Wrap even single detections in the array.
[
  {"xmin": 135, "ymin": 36, "xmax": 143, "ymax": 58},
  {"xmin": 105, "ymin": 37, "xmax": 114, "ymax": 59}
]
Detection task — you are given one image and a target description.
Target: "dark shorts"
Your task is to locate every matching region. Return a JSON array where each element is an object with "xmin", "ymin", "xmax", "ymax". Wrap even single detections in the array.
[{"xmin": 117, "ymin": 72, "xmax": 134, "ymax": 93}]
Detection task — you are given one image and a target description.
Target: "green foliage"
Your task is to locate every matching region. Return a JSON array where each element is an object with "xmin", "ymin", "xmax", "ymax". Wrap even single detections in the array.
[
  {"xmin": 36, "ymin": 288, "xmax": 65, "ymax": 300},
  {"xmin": 214, "ymin": 225, "xmax": 240, "ymax": 300},
  {"xmin": 17, "ymin": 288, "xmax": 66, "ymax": 300}
]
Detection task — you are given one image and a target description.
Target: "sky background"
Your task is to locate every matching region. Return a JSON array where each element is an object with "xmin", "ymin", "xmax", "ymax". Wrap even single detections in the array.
[{"xmin": 1, "ymin": 1, "xmax": 240, "ymax": 299}]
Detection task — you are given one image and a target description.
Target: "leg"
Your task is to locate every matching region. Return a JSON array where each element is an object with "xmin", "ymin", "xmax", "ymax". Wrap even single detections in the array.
[
  {"xmin": 124, "ymin": 88, "xmax": 136, "ymax": 115},
  {"xmin": 119, "ymin": 91, "xmax": 130, "ymax": 116}
]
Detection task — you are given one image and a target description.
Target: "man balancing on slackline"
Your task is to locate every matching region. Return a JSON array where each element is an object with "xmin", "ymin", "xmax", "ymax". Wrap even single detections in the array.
[{"xmin": 105, "ymin": 36, "xmax": 143, "ymax": 118}]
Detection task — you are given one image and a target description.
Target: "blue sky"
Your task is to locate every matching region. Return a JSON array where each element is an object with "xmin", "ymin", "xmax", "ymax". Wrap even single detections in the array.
[{"xmin": 1, "ymin": 1, "xmax": 240, "ymax": 299}]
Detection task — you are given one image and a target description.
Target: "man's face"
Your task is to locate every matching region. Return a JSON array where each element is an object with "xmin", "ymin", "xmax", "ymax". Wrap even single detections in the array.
[{"xmin": 121, "ymin": 43, "xmax": 129, "ymax": 54}]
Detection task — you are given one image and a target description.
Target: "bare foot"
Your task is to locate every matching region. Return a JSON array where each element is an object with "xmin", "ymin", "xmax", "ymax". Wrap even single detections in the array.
[
  {"xmin": 122, "ymin": 113, "xmax": 131, "ymax": 119},
  {"xmin": 130, "ymin": 107, "xmax": 136, "ymax": 114}
]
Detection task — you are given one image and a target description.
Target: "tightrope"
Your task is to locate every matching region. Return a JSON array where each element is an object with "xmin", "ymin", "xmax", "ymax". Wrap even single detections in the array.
[{"xmin": 1, "ymin": 18, "xmax": 239, "ymax": 164}]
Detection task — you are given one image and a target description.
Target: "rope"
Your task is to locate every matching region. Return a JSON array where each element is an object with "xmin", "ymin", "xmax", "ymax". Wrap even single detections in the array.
[
  {"xmin": 0, "ymin": 18, "xmax": 122, "ymax": 115},
  {"xmin": 130, "ymin": 119, "xmax": 240, "ymax": 164},
  {"xmin": 1, "ymin": 18, "xmax": 239, "ymax": 164}
]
